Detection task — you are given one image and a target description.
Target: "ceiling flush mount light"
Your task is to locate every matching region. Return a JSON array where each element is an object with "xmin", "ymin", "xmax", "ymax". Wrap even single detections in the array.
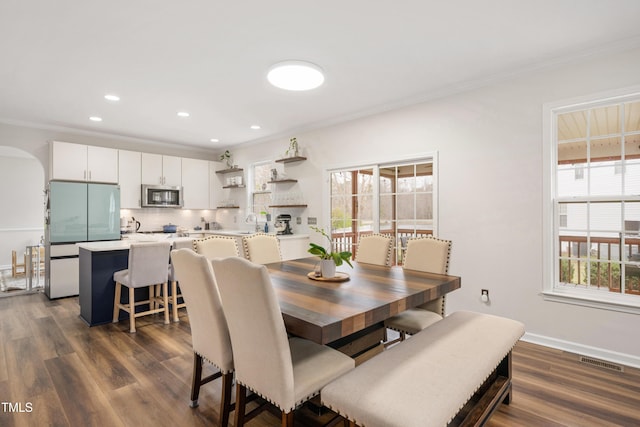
[
  {"xmin": 89, "ymin": 116, "xmax": 102, "ymax": 122},
  {"xmin": 250, "ymin": 125, "xmax": 261, "ymax": 130},
  {"xmin": 210, "ymin": 138, "xmax": 220, "ymax": 143},
  {"xmin": 177, "ymin": 111, "xmax": 190, "ymax": 118},
  {"xmin": 267, "ymin": 60, "xmax": 325, "ymax": 91},
  {"xmin": 104, "ymin": 94, "xmax": 120, "ymax": 102}
]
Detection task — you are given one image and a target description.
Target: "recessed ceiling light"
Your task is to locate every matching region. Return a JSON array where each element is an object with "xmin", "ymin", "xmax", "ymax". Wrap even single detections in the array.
[
  {"xmin": 104, "ymin": 94, "xmax": 120, "ymax": 102},
  {"xmin": 177, "ymin": 111, "xmax": 190, "ymax": 118},
  {"xmin": 250, "ymin": 125, "xmax": 261, "ymax": 130},
  {"xmin": 89, "ymin": 116, "xmax": 103, "ymax": 122},
  {"xmin": 210, "ymin": 138, "xmax": 220, "ymax": 143},
  {"xmin": 267, "ymin": 60, "xmax": 325, "ymax": 91}
]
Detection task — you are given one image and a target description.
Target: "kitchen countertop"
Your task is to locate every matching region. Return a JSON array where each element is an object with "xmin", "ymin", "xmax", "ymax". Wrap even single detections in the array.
[
  {"xmin": 76, "ymin": 236, "xmax": 194, "ymax": 252},
  {"xmin": 205, "ymin": 230, "xmax": 309, "ymax": 240},
  {"xmin": 77, "ymin": 232, "xmax": 309, "ymax": 252}
]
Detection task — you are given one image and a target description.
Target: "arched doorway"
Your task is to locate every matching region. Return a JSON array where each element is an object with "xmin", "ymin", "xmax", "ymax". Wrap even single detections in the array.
[{"xmin": 0, "ymin": 146, "xmax": 45, "ymax": 296}]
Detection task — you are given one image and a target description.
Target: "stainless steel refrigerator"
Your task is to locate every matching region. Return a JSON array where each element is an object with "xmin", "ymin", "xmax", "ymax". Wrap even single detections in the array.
[{"xmin": 45, "ymin": 181, "xmax": 120, "ymax": 298}]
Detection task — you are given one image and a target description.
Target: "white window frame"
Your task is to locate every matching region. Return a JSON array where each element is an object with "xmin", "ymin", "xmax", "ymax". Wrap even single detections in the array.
[
  {"xmin": 543, "ymin": 86, "xmax": 640, "ymax": 314},
  {"xmin": 248, "ymin": 160, "xmax": 274, "ymax": 221},
  {"xmin": 322, "ymin": 151, "xmax": 439, "ymax": 240}
]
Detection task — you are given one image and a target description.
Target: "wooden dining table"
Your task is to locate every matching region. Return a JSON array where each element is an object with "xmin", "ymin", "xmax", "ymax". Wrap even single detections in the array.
[{"xmin": 265, "ymin": 257, "xmax": 461, "ymax": 347}]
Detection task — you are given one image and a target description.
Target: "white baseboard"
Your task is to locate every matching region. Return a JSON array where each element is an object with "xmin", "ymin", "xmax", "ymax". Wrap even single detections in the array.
[{"xmin": 522, "ymin": 332, "xmax": 640, "ymax": 369}]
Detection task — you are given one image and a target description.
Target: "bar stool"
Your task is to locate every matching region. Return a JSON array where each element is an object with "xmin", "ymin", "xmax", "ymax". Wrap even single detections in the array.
[{"xmin": 112, "ymin": 241, "xmax": 171, "ymax": 333}]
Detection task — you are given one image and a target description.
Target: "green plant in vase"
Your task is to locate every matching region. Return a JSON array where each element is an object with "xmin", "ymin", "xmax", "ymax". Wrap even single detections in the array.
[
  {"xmin": 220, "ymin": 150, "xmax": 233, "ymax": 169},
  {"xmin": 308, "ymin": 226, "xmax": 352, "ymax": 278},
  {"xmin": 286, "ymin": 137, "xmax": 299, "ymax": 158}
]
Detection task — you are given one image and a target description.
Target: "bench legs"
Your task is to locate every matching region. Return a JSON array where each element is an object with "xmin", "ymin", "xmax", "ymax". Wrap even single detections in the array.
[{"xmin": 497, "ymin": 349, "xmax": 513, "ymax": 405}]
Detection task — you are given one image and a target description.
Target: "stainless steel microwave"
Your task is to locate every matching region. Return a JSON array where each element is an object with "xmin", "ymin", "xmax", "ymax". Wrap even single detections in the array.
[{"xmin": 141, "ymin": 185, "xmax": 183, "ymax": 208}]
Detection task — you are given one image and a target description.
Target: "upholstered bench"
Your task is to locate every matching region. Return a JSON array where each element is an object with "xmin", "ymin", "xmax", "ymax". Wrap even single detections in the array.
[{"xmin": 321, "ymin": 311, "xmax": 525, "ymax": 427}]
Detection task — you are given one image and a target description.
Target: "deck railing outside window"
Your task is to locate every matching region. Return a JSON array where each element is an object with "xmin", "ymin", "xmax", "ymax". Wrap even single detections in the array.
[
  {"xmin": 559, "ymin": 234, "xmax": 640, "ymax": 295},
  {"xmin": 332, "ymin": 229, "xmax": 432, "ymax": 266}
]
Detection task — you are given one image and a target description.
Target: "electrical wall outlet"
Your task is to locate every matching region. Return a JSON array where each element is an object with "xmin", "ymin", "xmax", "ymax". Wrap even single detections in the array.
[
  {"xmin": 308, "ymin": 217, "xmax": 317, "ymax": 225},
  {"xmin": 296, "ymin": 217, "xmax": 302, "ymax": 225}
]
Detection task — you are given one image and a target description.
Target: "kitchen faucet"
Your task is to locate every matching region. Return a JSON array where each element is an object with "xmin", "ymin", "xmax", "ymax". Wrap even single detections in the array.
[{"xmin": 245, "ymin": 213, "xmax": 260, "ymax": 231}]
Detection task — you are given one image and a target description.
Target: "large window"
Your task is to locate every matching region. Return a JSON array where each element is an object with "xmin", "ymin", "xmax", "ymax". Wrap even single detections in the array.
[
  {"xmin": 329, "ymin": 158, "xmax": 435, "ymax": 265},
  {"xmin": 548, "ymin": 92, "xmax": 640, "ymax": 311},
  {"xmin": 250, "ymin": 161, "xmax": 273, "ymax": 221}
]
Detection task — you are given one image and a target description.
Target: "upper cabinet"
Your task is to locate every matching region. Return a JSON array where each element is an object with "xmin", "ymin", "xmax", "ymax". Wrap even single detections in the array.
[
  {"xmin": 141, "ymin": 153, "xmax": 182, "ymax": 186},
  {"xmin": 118, "ymin": 150, "xmax": 142, "ymax": 208},
  {"xmin": 50, "ymin": 141, "xmax": 118, "ymax": 183},
  {"xmin": 182, "ymin": 158, "xmax": 209, "ymax": 209}
]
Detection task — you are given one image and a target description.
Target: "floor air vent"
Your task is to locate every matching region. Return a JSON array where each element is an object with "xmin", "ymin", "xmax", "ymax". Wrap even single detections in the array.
[{"xmin": 579, "ymin": 356, "xmax": 624, "ymax": 372}]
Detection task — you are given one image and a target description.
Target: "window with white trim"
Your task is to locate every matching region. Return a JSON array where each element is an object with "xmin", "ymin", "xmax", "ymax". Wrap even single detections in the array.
[
  {"xmin": 551, "ymin": 94, "xmax": 640, "ymax": 306},
  {"xmin": 250, "ymin": 161, "xmax": 273, "ymax": 221},
  {"xmin": 328, "ymin": 158, "xmax": 436, "ymax": 265}
]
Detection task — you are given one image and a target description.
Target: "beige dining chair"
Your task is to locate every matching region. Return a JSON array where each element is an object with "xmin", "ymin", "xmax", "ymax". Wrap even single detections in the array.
[
  {"xmin": 242, "ymin": 232, "xmax": 281, "ymax": 264},
  {"xmin": 211, "ymin": 257, "xmax": 355, "ymax": 427},
  {"xmin": 167, "ymin": 239, "xmax": 194, "ymax": 322},
  {"xmin": 384, "ymin": 235, "xmax": 452, "ymax": 342},
  {"xmin": 171, "ymin": 248, "xmax": 235, "ymax": 427},
  {"xmin": 355, "ymin": 233, "xmax": 393, "ymax": 266},
  {"xmin": 193, "ymin": 235, "xmax": 240, "ymax": 259},
  {"xmin": 112, "ymin": 241, "xmax": 171, "ymax": 333}
]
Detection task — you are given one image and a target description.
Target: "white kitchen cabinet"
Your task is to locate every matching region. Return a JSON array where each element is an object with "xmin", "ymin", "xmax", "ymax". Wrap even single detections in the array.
[
  {"xmin": 50, "ymin": 141, "xmax": 118, "ymax": 183},
  {"xmin": 279, "ymin": 235, "xmax": 310, "ymax": 261},
  {"xmin": 182, "ymin": 157, "xmax": 209, "ymax": 209},
  {"xmin": 162, "ymin": 155, "xmax": 182, "ymax": 186},
  {"xmin": 141, "ymin": 153, "xmax": 182, "ymax": 186},
  {"xmin": 118, "ymin": 150, "xmax": 142, "ymax": 208}
]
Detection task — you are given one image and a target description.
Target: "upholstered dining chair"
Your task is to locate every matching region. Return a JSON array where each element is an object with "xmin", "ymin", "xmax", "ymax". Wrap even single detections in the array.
[
  {"xmin": 242, "ymin": 232, "xmax": 281, "ymax": 264},
  {"xmin": 193, "ymin": 235, "xmax": 240, "ymax": 259},
  {"xmin": 112, "ymin": 241, "xmax": 171, "ymax": 333},
  {"xmin": 355, "ymin": 233, "xmax": 393, "ymax": 266},
  {"xmin": 167, "ymin": 239, "xmax": 194, "ymax": 322},
  {"xmin": 211, "ymin": 257, "xmax": 355, "ymax": 427},
  {"xmin": 171, "ymin": 248, "xmax": 235, "ymax": 427},
  {"xmin": 384, "ymin": 235, "xmax": 452, "ymax": 341}
]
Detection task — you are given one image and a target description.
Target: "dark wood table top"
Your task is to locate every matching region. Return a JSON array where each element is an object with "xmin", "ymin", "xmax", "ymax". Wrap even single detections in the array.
[{"xmin": 265, "ymin": 257, "xmax": 461, "ymax": 345}]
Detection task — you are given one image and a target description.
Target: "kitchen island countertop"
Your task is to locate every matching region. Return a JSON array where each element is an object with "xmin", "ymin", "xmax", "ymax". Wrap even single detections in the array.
[{"xmin": 76, "ymin": 236, "xmax": 194, "ymax": 252}]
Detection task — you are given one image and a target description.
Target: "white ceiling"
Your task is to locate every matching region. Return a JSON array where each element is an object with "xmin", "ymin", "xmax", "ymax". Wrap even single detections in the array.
[{"xmin": 1, "ymin": 1, "xmax": 640, "ymax": 150}]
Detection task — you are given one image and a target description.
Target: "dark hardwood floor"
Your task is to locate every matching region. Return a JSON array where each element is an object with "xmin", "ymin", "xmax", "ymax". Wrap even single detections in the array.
[{"xmin": 1, "ymin": 292, "xmax": 639, "ymax": 426}]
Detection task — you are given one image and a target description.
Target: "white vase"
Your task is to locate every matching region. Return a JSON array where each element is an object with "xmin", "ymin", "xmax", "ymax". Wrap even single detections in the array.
[{"xmin": 321, "ymin": 259, "xmax": 336, "ymax": 278}]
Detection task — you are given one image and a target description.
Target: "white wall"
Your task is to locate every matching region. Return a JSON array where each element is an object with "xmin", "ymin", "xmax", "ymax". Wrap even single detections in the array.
[
  {"xmin": 0, "ymin": 150, "xmax": 45, "ymax": 268},
  {"xmin": 227, "ymin": 45, "xmax": 640, "ymax": 364},
  {"xmin": 1, "ymin": 45, "xmax": 639, "ymax": 365}
]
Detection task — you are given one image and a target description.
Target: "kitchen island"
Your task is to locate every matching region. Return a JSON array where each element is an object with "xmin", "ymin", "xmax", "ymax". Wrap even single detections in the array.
[
  {"xmin": 76, "ymin": 237, "xmax": 192, "ymax": 326},
  {"xmin": 76, "ymin": 232, "xmax": 309, "ymax": 326}
]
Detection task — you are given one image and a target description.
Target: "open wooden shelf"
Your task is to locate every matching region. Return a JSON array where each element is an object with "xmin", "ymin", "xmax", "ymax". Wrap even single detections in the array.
[
  {"xmin": 222, "ymin": 184, "xmax": 246, "ymax": 189},
  {"xmin": 269, "ymin": 204, "xmax": 308, "ymax": 208},
  {"xmin": 216, "ymin": 167, "xmax": 244, "ymax": 174},
  {"xmin": 275, "ymin": 156, "xmax": 307, "ymax": 164},
  {"xmin": 267, "ymin": 179, "xmax": 298, "ymax": 184},
  {"xmin": 216, "ymin": 206, "xmax": 240, "ymax": 209}
]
